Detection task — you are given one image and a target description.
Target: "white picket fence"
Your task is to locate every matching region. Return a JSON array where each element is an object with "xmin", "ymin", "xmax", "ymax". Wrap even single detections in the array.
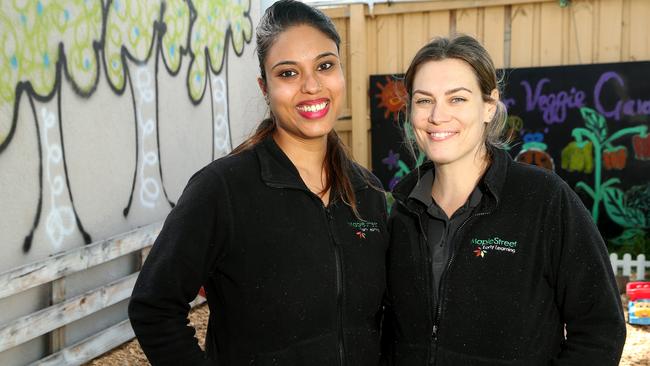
[{"xmin": 610, "ymin": 253, "xmax": 649, "ymax": 280}]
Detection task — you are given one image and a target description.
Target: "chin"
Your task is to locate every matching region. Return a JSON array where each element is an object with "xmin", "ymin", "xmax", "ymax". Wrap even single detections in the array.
[{"xmin": 302, "ymin": 123, "xmax": 335, "ymax": 137}]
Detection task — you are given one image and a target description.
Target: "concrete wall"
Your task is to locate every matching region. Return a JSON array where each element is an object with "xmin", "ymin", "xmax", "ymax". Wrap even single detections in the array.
[{"xmin": 0, "ymin": 0, "xmax": 264, "ymax": 363}]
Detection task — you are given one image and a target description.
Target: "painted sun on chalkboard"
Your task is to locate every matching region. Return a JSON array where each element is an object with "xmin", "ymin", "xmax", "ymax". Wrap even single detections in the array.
[
  {"xmin": 374, "ymin": 76, "xmax": 407, "ymax": 121},
  {"xmin": 370, "ymin": 61, "xmax": 650, "ymax": 254}
]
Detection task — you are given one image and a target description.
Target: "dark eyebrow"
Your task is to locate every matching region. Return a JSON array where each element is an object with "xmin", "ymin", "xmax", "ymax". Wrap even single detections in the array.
[
  {"xmin": 271, "ymin": 52, "xmax": 338, "ymax": 71},
  {"xmin": 412, "ymin": 87, "xmax": 473, "ymax": 96}
]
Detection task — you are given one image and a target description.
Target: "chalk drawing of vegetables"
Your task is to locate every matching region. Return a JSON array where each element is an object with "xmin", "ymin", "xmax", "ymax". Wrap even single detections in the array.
[
  {"xmin": 515, "ymin": 132, "xmax": 555, "ymax": 171},
  {"xmin": 633, "ymin": 132, "xmax": 650, "ymax": 160},
  {"xmin": 602, "ymin": 146, "xmax": 627, "ymax": 170},
  {"xmin": 565, "ymin": 107, "xmax": 648, "ymax": 223},
  {"xmin": 561, "ymin": 141, "xmax": 593, "ymax": 173}
]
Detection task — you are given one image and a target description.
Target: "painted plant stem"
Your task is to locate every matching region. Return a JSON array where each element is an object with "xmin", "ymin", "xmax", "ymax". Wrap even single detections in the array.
[{"xmin": 573, "ymin": 124, "xmax": 648, "ymax": 222}]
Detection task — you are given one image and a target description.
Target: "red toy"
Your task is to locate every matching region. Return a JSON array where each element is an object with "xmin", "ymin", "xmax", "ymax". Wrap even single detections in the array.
[
  {"xmin": 627, "ymin": 281, "xmax": 650, "ymax": 301},
  {"xmin": 627, "ymin": 281, "xmax": 650, "ymax": 325}
]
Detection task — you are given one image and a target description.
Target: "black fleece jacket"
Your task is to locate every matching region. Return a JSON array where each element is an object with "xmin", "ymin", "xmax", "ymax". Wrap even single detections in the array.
[
  {"xmin": 129, "ymin": 136, "xmax": 389, "ymax": 366},
  {"xmin": 385, "ymin": 149, "xmax": 626, "ymax": 366}
]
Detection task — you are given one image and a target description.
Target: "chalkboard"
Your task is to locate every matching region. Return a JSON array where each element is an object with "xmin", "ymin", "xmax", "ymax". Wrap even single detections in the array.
[{"xmin": 370, "ymin": 61, "xmax": 650, "ymax": 253}]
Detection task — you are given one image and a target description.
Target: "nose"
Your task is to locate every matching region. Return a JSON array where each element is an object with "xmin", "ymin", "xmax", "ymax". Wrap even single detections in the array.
[
  {"xmin": 301, "ymin": 72, "xmax": 321, "ymax": 94},
  {"xmin": 428, "ymin": 103, "xmax": 450, "ymax": 124}
]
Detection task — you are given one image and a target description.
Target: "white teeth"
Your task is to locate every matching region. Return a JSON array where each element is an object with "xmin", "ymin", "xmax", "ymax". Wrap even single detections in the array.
[
  {"xmin": 429, "ymin": 131, "xmax": 455, "ymax": 139},
  {"xmin": 297, "ymin": 101, "xmax": 328, "ymax": 112}
]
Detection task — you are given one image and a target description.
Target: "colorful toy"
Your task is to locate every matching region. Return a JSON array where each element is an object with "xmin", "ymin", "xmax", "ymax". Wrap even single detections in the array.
[{"xmin": 627, "ymin": 281, "xmax": 650, "ymax": 325}]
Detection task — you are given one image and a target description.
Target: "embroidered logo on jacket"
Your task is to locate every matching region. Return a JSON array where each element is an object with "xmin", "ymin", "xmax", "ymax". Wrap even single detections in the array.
[
  {"xmin": 471, "ymin": 237, "xmax": 517, "ymax": 257},
  {"xmin": 348, "ymin": 221, "xmax": 380, "ymax": 239}
]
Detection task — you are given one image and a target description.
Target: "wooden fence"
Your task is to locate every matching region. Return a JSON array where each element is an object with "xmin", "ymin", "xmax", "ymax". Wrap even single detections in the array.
[
  {"xmin": 0, "ymin": 223, "xmax": 171, "ymax": 365},
  {"xmin": 325, "ymin": 0, "xmax": 650, "ymax": 167}
]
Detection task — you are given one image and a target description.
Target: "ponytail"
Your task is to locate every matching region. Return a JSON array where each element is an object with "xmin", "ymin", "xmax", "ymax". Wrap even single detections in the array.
[
  {"xmin": 230, "ymin": 117, "xmax": 276, "ymax": 155},
  {"xmin": 325, "ymin": 130, "xmax": 360, "ymax": 217}
]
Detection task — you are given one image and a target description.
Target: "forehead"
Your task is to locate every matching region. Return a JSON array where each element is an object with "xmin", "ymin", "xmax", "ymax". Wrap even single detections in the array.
[
  {"xmin": 412, "ymin": 58, "xmax": 479, "ymax": 92},
  {"xmin": 264, "ymin": 24, "xmax": 338, "ymax": 66}
]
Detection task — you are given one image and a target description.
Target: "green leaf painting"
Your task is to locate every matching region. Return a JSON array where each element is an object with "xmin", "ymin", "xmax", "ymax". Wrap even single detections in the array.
[
  {"xmin": 603, "ymin": 186, "xmax": 649, "ymax": 229},
  {"xmin": 603, "ymin": 187, "xmax": 633, "ymax": 228},
  {"xmin": 188, "ymin": 0, "xmax": 252, "ymax": 101},
  {"xmin": 161, "ymin": 0, "xmax": 191, "ymax": 73},
  {"xmin": 104, "ymin": 0, "xmax": 161, "ymax": 91},
  {"xmin": 580, "ymin": 107, "xmax": 607, "ymax": 142},
  {"xmin": 0, "ymin": 0, "xmax": 102, "ymax": 144}
]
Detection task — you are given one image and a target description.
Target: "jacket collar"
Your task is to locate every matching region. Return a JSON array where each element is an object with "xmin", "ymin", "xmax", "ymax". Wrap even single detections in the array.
[
  {"xmin": 255, "ymin": 135, "xmax": 369, "ymax": 192},
  {"xmin": 392, "ymin": 147, "xmax": 511, "ymax": 210}
]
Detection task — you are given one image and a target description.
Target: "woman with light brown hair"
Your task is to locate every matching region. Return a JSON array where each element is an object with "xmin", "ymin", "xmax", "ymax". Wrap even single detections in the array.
[{"xmin": 385, "ymin": 34, "xmax": 625, "ymax": 365}]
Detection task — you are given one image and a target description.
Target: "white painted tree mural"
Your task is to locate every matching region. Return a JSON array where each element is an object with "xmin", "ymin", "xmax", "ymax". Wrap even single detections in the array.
[
  {"xmin": 0, "ymin": 0, "xmax": 103, "ymax": 251},
  {"xmin": 0, "ymin": 0, "xmax": 253, "ymax": 253},
  {"xmin": 104, "ymin": 0, "xmax": 177, "ymax": 216},
  {"xmin": 188, "ymin": 0, "xmax": 252, "ymax": 158}
]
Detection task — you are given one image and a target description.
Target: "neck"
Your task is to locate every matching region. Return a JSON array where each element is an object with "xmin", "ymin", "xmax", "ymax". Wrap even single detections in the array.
[
  {"xmin": 431, "ymin": 148, "xmax": 489, "ymax": 217},
  {"xmin": 272, "ymin": 129, "xmax": 330, "ymax": 204},
  {"xmin": 272, "ymin": 130, "xmax": 328, "ymax": 170}
]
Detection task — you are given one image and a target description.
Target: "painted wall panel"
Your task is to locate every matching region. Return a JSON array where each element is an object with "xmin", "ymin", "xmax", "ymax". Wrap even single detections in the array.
[{"xmin": 0, "ymin": 0, "xmax": 262, "ymax": 363}]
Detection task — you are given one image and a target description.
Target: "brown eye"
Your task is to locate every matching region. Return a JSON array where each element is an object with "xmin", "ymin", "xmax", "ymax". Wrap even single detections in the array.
[
  {"xmin": 317, "ymin": 62, "xmax": 334, "ymax": 71},
  {"xmin": 279, "ymin": 70, "xmax": 297, "ymax": 78}
]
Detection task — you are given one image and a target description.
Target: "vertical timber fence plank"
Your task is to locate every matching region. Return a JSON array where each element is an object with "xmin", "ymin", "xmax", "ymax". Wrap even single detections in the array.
[{"xmin": 350, "ymin": 4, "xmax": 369, "ymax": 167}]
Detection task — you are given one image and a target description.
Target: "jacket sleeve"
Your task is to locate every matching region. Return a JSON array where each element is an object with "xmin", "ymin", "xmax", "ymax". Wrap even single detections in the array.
[
  {"xmin": 550, "ymin": 182, "xmax": 626, "ymax": 365},
  {"xmin": 128, "ymin": 168, "xmax": 225, "ymax": 366}
]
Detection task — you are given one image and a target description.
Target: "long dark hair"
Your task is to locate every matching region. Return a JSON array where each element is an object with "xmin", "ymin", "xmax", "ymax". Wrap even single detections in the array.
[{"xmin": 231, "ymin": 0, "xmax": 360, "ymax": 214}]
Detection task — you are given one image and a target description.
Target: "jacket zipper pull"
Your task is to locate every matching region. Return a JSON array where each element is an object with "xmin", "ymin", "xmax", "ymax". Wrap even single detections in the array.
[{"xmin": 429, "ymin": 325, "xmax": 438, "ymax": 365}]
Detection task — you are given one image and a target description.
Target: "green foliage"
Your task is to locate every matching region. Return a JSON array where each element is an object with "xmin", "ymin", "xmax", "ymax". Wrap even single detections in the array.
[{"xmin": 608, "ymin": 228, "xmax": 649, "ymax": 256}]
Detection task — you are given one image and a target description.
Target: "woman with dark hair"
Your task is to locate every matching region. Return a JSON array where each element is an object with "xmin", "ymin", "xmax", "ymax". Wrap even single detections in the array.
[
  {"xmin": 128, "ymin": 1, "xmax": 388, "ymax": 365},
  {"xmin": 385, "ymin": 34, "xmax": 626, "ymax": 365}
]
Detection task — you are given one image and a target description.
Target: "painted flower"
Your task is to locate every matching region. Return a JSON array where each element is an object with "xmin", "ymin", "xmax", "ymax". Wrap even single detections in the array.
[{"xmin": 382, "ymin": 149, "xmax": 400, "ymax": 170}]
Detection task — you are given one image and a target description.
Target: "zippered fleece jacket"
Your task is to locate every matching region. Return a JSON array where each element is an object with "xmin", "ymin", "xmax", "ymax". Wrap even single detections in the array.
[
  {"xmin": 385, "ymin": 148, "xmax": 626, "ymax": 366},
  {"xmin": 129, "ymin": 136, "xmax": 389, "ymax": 366}
]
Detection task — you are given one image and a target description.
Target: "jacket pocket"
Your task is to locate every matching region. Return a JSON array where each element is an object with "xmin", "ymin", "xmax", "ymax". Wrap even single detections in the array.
[{"xmin": 252, "ymin": 332, "xmax": 340, "ymax": 366}]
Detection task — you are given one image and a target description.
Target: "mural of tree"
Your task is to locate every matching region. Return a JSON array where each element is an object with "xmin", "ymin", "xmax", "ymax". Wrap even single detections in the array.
[
  {"xmin": 104, "ymin": 0, "xmax": 183, "ymax": 216},
  {"xmin": 0, "ymin": 0, "xmax": 254, "ymax": 253},
  {"xmin": 161, "ymin": 0, "xmax": 191, "ymax": 75},
  {"xmin": 187, "ymin": 0, "xmax": 252, "ymax": 159},
  {"xmin": 0, "ymin": 0, "xmax": 102, "ymax": 251}
]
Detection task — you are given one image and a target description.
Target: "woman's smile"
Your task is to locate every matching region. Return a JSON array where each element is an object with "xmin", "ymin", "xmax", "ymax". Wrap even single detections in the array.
[{"xmin": 296, "ymin": 98, "xmax": 330, "ymax": 119}]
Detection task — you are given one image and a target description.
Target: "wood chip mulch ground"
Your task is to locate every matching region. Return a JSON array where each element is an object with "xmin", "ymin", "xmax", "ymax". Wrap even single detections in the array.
[{"xmin": 87, "ymin": 295, "xmax": 650, "ymax": 365}]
